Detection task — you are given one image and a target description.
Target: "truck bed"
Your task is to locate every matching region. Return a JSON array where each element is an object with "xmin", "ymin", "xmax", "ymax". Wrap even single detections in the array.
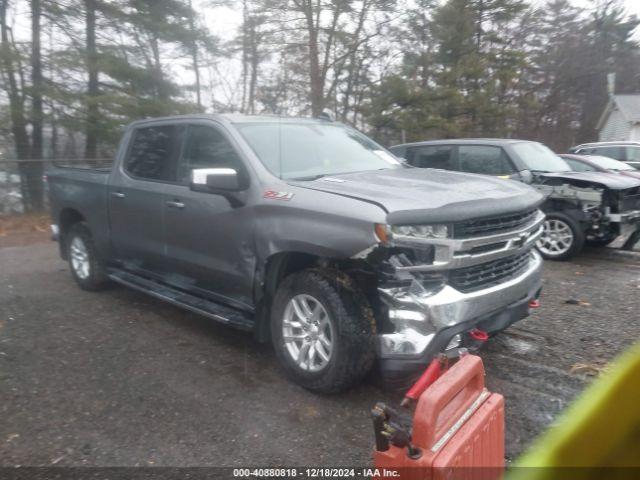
[{"xmin": 46, "ymin": 166, "xmax": 111, "ymax": 253}]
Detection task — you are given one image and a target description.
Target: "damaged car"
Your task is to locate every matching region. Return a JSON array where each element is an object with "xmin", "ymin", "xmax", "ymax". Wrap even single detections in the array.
[
  {"xmin": 47, "ymin": 115, "xmax": 544, "ymax": 392},
  {"xmin": 390, "ymin": 140, "xmax": 640, "ymax": 260}
]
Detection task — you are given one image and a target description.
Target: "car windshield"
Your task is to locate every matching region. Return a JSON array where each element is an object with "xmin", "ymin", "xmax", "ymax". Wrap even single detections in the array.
[
  {"xmin": 237, "ymin": 122, "xmax": 402, "ymax": 180},
  {"xmin": 587, "ymin": 155, "xmax": 635, "ymax": 171},
  {"xmin": 512, "ymin": 142, "xmax": 570, "ymax": 173}
]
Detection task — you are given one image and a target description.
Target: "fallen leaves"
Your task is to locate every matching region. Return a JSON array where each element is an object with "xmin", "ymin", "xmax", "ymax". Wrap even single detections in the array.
[
  {"xmin": 569, "ymin": 362, "xmax": 607, "ymax": 377},
  {"xmin": 565, "ymin": 298, "xmax": 591, "ymax": 306},
  {"xmin": 0, "ymin": 213, "xmax": 49, "ymax": 236}
]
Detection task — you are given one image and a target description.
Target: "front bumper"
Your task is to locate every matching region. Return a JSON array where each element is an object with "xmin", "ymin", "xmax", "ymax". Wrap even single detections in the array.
[
  {"xmin": 377, "ymin": 249, "xmax": 543, "ymax": 389},
  {"xmin": 608, "ymin": 209, "xmax": 640, "ymax": 224}
]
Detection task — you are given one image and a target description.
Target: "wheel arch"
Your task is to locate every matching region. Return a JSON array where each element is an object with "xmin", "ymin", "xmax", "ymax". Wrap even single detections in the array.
[
  {"xmin": 252, "ymin": 250, "xmax": 379, "ymax": 342},
  {"xmin": 253, "ymin": 251, "xmax": 323, "ymax": 342},
  {"xmin": 58, "ymin": 208, "xmax": 86, "ymax": 259}
]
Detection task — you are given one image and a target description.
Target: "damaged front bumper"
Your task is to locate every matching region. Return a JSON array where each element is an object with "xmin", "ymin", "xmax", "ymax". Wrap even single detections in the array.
[
  {"xmin": 372, "ymin": 211, "xmax": 545, "ymax": 388},
  {"xmin": 377, "ymin": 250, "xmax": 542, "ymax": 388}
]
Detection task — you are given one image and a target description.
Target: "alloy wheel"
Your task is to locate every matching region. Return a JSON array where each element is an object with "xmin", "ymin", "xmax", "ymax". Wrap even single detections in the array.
[
  {"xmin": 537, "ymin": 219, "xmax": 574, "ymax": 256},
  {"xmin": 282, "ymin": 294, "xmax": 335, "ymax": 373},
  {"xmin": 70, "ymin": 236, "xmax": 90, "ymax": 279}
]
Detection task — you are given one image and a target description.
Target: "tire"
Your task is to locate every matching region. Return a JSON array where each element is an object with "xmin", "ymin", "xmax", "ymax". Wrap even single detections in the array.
[
  {"xmin": 66, "ymin": 222, "xmax": 110, "ymax": 291},
  {"xmin": 536, "ymin": 212, "xmax": 585, "ymax": 260},
  {"xmin": 270, "ymin": 269, "xmax": 375, "ymax": 393}
]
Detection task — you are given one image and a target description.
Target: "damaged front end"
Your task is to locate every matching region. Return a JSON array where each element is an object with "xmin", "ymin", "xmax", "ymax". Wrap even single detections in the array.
[
  {"xmin": 536, "ymin": 174, "xmax": 640, "ymax": 248},
  {"xmin": 359, "ymin": 209, "xmax": 545, "ymax": 388}
]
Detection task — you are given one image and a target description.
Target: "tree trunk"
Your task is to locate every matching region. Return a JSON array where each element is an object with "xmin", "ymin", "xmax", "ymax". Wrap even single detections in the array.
[
  {"xmin": 0, "ymin": 0, "xmax": 30, "ymax": 161},
  {"xmin": 150, "ymin": 34, "xmax": 167, "ymax": 102},
  {"xmin": 28, "ymin": 0, "xmax": 44, "ymax": 211},
  {"xmin": 85, "ymin": 0, "xmax": 99, "ymax": 159},
  {"xmin": 188, "ymin": 0, "xmax": 202, "ymax": 111},
  {"xmin": 304, "ymin": 6, "xmax": 323, "ymax": 116},
  {"xmin": 248, "ymin": 18, "xmax": 258, "ymax": 114}
]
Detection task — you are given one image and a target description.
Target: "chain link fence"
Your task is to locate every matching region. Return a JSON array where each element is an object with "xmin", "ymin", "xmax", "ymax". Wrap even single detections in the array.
[{"xmin": 0, "ymin": 159, "xmax": 113, "ymax": 216}]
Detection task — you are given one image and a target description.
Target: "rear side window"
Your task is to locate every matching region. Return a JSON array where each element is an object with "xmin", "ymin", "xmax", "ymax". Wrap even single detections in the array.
[
  {"xmin": 626, "ymin": 146, "xmax": 640, "ymax": 161},
  {"xmin": 458, "ymin": 145, "xmax": 514, "ymax": 175},
  {"xmin": 592, "ymin": 146, "xmax": 625, "ymax": 161},
  {"xmin": 125, "ymin": 125, "xmax": 181, "ymax": 181},
  {"xmin": 178, "ymin": 125, "xmax": 244, "ymax": 183},
  {"xmin": 405, "ymin": 145, "xmax": 456, "ymax": 170}
]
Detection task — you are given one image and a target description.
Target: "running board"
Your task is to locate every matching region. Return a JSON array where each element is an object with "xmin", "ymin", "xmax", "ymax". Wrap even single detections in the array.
[{"xmin": 107, "ymin": 269, "xmax": 254, "ymax": 331}]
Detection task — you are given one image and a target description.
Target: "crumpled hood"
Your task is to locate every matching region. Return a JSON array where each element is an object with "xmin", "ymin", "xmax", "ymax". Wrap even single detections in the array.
[
  {"xmin": 539, "ymin": 171, "xmax": 640, "ymax": 190},
  {"xmin": 289, "ymin": 168, "xmax": 544, "ymax": 224}
]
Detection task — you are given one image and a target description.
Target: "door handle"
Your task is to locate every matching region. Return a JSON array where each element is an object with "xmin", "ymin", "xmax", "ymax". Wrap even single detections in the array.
[
  {"xmin": 111, "ymin": 192, "xmax": 125, "ymax": 198},
  {"xmin": 166, "ymin": 200, "xmax": 185, "ymax": 209}
]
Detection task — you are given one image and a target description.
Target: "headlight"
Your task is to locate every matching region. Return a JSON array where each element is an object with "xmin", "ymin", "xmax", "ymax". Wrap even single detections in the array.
[{"xmin": 389, "ymin": 224, "xmax": 449, "ymax": 239}]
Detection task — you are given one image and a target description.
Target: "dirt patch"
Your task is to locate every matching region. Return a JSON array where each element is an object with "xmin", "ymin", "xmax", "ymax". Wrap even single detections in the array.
[{"xmin": 0, "ymin": 214, "xmax": 50, "ymax": 247}]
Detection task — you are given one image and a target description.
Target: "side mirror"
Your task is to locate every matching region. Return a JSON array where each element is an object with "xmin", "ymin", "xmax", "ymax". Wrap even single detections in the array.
[
  {"xmin": 190, "ymin": 168, "xmax": 241, "ymax": 193},
  {"xmin": 519, "ymin": 169, "xmax": 533, "ymax": 184}
]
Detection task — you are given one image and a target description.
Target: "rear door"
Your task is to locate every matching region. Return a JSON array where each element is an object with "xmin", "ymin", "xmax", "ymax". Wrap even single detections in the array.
[
  {"xmin": 404, "ymin": 144, "xmax": 457, "ymax": 170},
  {"xmin": 108, "ymin": 123, "xmax": 184, "ymax": 275},
  {"xmin": 162, "ymin": 121, "xmax": 256, "ymax": 310}
]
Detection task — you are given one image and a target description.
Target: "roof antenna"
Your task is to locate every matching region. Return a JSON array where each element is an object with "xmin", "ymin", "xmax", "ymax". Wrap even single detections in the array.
[{"xmin": 317, "ymin": 110, "xmax": 333, "ymax": 122}]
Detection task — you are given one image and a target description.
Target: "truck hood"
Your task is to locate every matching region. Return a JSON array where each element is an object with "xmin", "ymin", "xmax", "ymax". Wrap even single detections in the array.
[
  {"xmin": 289, "ymin": 168, "xmax": 543, "ymax": 224},
  {"xmin": 538, "ymin": 171, "xmax": 640, "ymax": 190}
]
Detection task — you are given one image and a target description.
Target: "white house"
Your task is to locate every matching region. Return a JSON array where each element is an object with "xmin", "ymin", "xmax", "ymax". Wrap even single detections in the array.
[{"xmin": 597, "ymin": 94, "xmax": 640, "ymax": 141}]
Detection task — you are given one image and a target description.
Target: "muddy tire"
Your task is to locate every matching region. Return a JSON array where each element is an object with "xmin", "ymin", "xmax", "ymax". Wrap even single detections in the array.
[
  {"xmin": 536, "ymin": 212, "xmax": 584, "ymax": 260},
  {"xmin": 270, "ymin": 269, "xmax": 375, "ymax": 393},
  {"xmin": 66, "ymin": 222, "xmax": 110, "ymax": 291}
]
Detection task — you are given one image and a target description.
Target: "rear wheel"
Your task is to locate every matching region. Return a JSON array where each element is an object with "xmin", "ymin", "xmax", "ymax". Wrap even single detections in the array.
[
  {"xmin": 536, "ymin": 213, "xmax": 584, "ymax": 260},
  {"xmin": 270, "ymin": 269, "xmax": 375, "ymax": 393},
  {"xmin": 66, "ymin": 222, "xmax": 110, "ymax": 291}
]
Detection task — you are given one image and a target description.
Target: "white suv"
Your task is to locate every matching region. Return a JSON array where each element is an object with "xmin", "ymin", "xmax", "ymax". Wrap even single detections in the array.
[{"xmin": 570, "ymin": 142, "xmax": 640, "ymax": 169}]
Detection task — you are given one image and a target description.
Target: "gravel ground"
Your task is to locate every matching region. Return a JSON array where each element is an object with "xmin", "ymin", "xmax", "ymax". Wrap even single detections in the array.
[{"xmin": 0, "ymin": 239, "xmax": 638, "ymax": 467}]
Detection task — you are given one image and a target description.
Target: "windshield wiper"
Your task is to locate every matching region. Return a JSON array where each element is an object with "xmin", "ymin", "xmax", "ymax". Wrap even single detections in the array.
[{"xmin": 291, "ymin": 174, "xmax": 328, "ymax": 181}]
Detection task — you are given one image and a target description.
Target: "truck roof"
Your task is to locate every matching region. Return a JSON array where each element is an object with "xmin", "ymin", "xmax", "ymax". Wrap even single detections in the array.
[{"xmin": 125, "ymin": 113, "xmax": 334, "ymax": 129}]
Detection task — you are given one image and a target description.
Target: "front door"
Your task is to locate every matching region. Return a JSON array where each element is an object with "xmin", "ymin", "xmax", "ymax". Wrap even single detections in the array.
[{"xmin": 163, "ymin": 122, "xmax": 256, "ymax": 310}]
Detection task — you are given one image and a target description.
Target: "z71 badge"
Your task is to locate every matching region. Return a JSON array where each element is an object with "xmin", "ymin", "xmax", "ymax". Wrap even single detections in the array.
[{"xmin": 263, "ymin": 190, "xmax": 294, "ymax": 201}]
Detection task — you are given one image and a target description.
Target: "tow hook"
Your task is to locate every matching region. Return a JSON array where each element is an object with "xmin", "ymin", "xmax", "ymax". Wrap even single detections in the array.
[
  {"xmin": 464, "ymin": 328, "xmax": 489, "ymax": 351},
  {"xmin": 469, "ymin": 328, "xmax": 488, "ymax": 341}
]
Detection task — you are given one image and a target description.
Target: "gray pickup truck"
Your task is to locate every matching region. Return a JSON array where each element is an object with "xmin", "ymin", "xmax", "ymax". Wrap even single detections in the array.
[{"xmin": 48, "ymin": 114, "xmax": 544, "ymax": 392}]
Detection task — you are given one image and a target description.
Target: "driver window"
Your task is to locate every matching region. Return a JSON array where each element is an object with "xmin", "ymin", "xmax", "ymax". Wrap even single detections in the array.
[{"xmin": 179, "ymin": 125, "xmax": 243, "ymax": 183}]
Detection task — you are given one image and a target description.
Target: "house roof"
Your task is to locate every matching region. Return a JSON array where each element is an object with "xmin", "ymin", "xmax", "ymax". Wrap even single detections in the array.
[
  {"xmin": 597, "ymin": 94, "xmax": 640, "ymax": 129},
  {"xmin": 613, "ymin": 95, "xmax": 640, "ymax": 123}
]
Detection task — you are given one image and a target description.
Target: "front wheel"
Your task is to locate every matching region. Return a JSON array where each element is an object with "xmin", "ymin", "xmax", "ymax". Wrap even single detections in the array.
[
  {"xmin": 536, "ymin": 213, "xmax": 585, "ymax": 260},
  {"xmin": 270, "ymin": 269, "xmax": 375, "ymax": 393}
]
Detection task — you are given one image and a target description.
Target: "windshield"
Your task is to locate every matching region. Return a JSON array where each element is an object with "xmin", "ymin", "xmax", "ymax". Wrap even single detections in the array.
[
  {"xmin": 512, "ymin": 142, "xmax": 570, "ymax": 173},
  {"xmin": 237, "ymin": 122, "xmax": 401, "ymax": 180},
  {"xmin": 587, "ymin": 155, "xmax": 635, "ymax": 171}
]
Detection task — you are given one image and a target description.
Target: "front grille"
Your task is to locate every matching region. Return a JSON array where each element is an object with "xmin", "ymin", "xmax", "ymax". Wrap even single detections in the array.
[
  {"xmin": 453, "ymin": 209, "xmax": 538, "ymax": 238},
  {"xmin": 450, "ymin": 251, "xmax": 532, "ymax": 293}
]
